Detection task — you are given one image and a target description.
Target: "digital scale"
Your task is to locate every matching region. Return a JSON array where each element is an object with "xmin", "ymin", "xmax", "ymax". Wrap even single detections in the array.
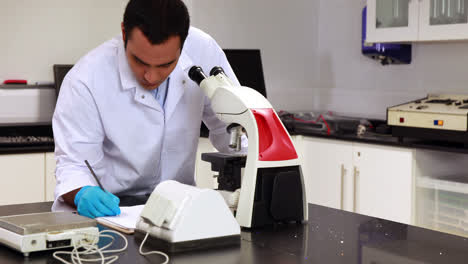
[
  {"xmin": 387, "ymin": 94, "xmax": 468, "ymax": 143},
  {"xmin": 0, "ymin": 212, "xmax": 99, "ymax": 256}
]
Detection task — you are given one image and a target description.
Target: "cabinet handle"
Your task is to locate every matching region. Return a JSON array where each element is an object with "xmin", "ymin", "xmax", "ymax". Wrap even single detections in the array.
[
  {"xmin": 340, "ymin": 164, "xmax": 346, "ymax": 210},
  {"xmin": 353, "ymin": 166, "xmax": 360, "ymax": 212}
]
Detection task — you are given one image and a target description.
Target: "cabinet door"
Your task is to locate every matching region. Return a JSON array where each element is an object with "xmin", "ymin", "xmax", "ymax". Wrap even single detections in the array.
[
  {"xmin": 419, "ymin": 0, "xmax": 468, "ymax": 40},
  {"xmin": 0, "ymin": 153, "xmax": 45, "ymax": 205},
  {"xmin": 302, "ymin": 137, "xmax": 353, "ymax": 211},
  {"xmin": 195, "ymin": 137, "xmax": 217, "ymax": 189},
  {"xmin": 45, "ymin": 152, "xmax": 56, "ymax": 202},
  {"xmin": 353, "ymin": 143, "xmax": 414, "ymax": 224},
  {"xmin": 367, "ymin": 0, "xmax": 419, "ymax": 42}
]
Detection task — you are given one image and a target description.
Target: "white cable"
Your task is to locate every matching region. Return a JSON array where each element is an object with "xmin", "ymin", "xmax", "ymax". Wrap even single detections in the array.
[
  {"xmin": 138, "ymin": 232, "xmax": 169, "ymax": 264},
  {"xmin": 52, "ymin": 229, "xmax": 169, "ymax": 264},
  {"xmin": 52, "ymin": 230, "xmax": 128, "ymax": 264}
]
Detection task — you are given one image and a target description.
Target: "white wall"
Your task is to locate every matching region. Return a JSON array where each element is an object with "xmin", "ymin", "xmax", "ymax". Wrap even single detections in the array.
[
  {"xmin": 0, "ymin": 0, "xmax": 193, "ymax": 124},
  {"xmin": 182, "ymin": 0, "xmax": 193, "ymax": 15},
  {"xmin": 0, "ymin": 0, "xmax": 193, "ymax": 84},
  {"xmin": 316, "ymin": 0, "xmax": 468, "ymax": 119},
  {"xmin": 2, "ymin": 1, "xmax": 468, "ymax": 119},
  {"xmin": 0, "ymin": 0, "xmax": 128, "ymax": 84},
  {"xmin": 191, "ymin": 0, "xmax": 321, "ymax": 113},
  {"xmin": 192, "ymin": 0, "xmax": 468, "ymax": 119}
]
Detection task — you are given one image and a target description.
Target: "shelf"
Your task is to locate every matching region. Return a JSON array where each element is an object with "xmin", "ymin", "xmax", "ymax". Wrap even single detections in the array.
[
  {"xmin": 417, "ymin": 176, "xmax": 468, "ymax": 195},
  {"xmin": 0, "ymin": 84, "xmax": 54, "ymax": 89}
]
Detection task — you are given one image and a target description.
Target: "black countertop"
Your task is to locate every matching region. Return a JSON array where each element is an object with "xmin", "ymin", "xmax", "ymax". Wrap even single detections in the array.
[
  {"xmin": 293, "ymin": 129, "xmax": 468, "ymax": 154},
  {"xmin": 0, "ymin": 145, "xmax": 54, "ymax": 154},
  {"xmin": 2, "ymin": 123, "xmax": 468, "ymax": 155},
  {"xmin": 1, "ymin": 202, "xmax": 468, "ymax": 264},
  {"xmin": 280, "ymin": 112, "xmax": 468, "ymax": 154},
  {"xmin": 0, "ymin": 125, "xmax": 54, "ymax": 154}
]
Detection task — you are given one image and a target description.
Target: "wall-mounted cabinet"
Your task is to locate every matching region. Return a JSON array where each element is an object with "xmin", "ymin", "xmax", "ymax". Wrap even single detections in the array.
[{"xmin": 367, "ymin": 0, "xmax": 468, "ymax": 43}]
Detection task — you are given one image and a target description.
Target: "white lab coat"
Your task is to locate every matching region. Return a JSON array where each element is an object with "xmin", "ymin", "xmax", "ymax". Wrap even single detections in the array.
[{"xmin": 52, "ymin": 27, "xmax": 239, "ymax": 211}]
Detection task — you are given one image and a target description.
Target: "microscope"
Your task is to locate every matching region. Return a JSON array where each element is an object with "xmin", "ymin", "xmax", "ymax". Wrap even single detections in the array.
[{"xmin": 189, "ymin": 66, "xmax": 308, "ymax": 228}]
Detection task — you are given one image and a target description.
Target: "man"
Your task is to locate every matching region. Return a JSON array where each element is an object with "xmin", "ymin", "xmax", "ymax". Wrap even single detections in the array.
[{"xmin": 52, "ymin": 0, "xmax": 240, "ymax": 218}]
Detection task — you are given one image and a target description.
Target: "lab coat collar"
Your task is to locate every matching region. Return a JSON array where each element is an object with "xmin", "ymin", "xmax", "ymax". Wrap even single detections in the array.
[
  {"xmin": 164, "ymin": 50, "xmax": 193, "ymax": 120},
  {"xmin": 117, "ymin": 37, "xmax": 139, "ymax": 91},
  {"xmin": 118, "ymin": 41, "xmax": 161, "ymax": 111}
]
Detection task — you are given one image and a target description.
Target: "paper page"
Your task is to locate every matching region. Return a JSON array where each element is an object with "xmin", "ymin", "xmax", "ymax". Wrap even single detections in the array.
[{"xmin": 97, "ymin": 205, "xmax": 144, "ymax": 230}]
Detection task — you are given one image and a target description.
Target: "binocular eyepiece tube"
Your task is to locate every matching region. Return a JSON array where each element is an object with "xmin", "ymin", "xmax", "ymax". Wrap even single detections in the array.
[
  {"xmin": 209, "ymin": 66, "xmax": 225, "ymax": 77},
  {"xmin": 188, "ymin": 66, "xmax": 226, "ymax": 85},
  {"xmin": 188, "ymin": 66, "xmax": 207, "ymax": 85}
]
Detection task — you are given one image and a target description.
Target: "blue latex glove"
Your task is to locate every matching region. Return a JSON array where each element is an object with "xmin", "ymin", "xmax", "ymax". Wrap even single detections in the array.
[{"xmin": 74, "ymin": 186, "xmax": 121, "ymax": 218}]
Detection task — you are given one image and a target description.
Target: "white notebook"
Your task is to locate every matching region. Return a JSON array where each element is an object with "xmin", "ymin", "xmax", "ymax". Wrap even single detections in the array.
[{"xmin": 97, "ymin": 205, "xmax": 144, "ymax": 234}]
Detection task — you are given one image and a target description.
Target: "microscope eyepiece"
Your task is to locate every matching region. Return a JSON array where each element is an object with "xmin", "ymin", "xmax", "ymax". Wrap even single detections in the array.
[
  {"xmin": 210, "ymin": 66, "xmax": 225, "ymax": 76},
  {"xmin": 188, "ymin": 66, "xmax": 207, "ymax": 85}
]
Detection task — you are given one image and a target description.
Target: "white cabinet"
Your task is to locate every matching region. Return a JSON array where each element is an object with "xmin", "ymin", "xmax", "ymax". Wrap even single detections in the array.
[
  {"xmin": 298, "ymin": 136, "xmax": 353, "ymax": 211},
  {"xmin": 0, "ymin": 153, "xmax": 45, "ymax": 205},
  {"xmin": 45, "ymin": 152, "xmax": 56, "ymax": 201},
  {"xmin": 0, "ymin": 152, "xmax": 56, "ymax": 205},
  {"xmin": 367, "ymin": 0, "xmax": 468, "ymax": 43},
  {"xmin": 298, "ymin": 136, "xmax": 415, "ymax": 225},
  {"xmin": 353, "ymin": 144, "xmax": 414, "ymax": 225}
]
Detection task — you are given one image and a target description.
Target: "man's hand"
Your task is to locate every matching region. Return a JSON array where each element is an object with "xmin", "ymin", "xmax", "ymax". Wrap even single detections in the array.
[{"xmin": 74, "ymin": 186, "xmax": 121, "ymax": 218}]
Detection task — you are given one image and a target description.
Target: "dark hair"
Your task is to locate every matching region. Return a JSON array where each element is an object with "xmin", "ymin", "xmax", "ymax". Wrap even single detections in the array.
[{"xmin": 123, "ymin": 0, "xmax": 190, "ymax": 48}]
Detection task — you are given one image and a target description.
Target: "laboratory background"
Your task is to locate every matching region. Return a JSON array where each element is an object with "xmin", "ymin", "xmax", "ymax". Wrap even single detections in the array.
[{"xmin": 1, "ymin": 0, "xmax": 468, "ymax": 263}]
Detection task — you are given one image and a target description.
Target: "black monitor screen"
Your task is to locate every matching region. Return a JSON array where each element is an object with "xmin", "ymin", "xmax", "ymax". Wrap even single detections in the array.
[
  {"xmin": 53, "ymin": 64, "xmax": 74, "ymax": 97},
  {"xmin": 223, "ymin": 49, "xmax": 267, "ymax": 98}
]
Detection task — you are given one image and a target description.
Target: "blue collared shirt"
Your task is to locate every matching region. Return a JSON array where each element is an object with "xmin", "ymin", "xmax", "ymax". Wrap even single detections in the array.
[{"xmin": 150, "ymin": 78, "xmax": 170, "ymax": 109}]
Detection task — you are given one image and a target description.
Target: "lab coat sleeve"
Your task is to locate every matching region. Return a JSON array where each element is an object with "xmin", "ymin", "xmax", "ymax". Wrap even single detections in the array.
[
  {"xmin": 52, "ymin": 73, "xmax": 105, "ymax": 210},
  {"xmin": 201, "ymin": 37, "xmax": 248, "ymax": 153}
]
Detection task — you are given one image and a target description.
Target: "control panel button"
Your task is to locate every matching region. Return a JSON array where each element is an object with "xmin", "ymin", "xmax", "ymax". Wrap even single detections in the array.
[{"xmin": 433, "ymin": 120, "xmax": 444, "ymax": 126}]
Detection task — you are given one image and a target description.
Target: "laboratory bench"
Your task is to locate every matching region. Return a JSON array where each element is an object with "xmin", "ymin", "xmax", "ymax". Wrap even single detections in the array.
[
  {"xmin": 1, "ymin": 127, "xmax": 467, "ymax": 156},
  {"xmin": 2, "ymin": 123, "xmax": 468, "ymax": 239},
  {"xmin": 1, "ymin": 202, "xmax": 468, "ymax": 264},
  {"xmin": 0, "ymin": 124, "xmax": 54, "ymax": 154},
  {"xmin": 2, "ymin": 122, "xmax": 468, "ymax": 155},
  {"xmin": 0, "ymin": 145, "xmax": 54, "ymax": 155}
]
